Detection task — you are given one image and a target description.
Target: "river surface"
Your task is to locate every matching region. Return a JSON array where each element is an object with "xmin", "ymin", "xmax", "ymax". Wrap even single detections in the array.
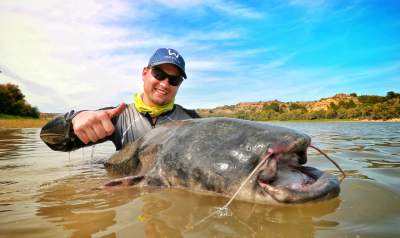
[{"xmin": 0, "ymin": 122, "xmax": 399, "ymax": 238}]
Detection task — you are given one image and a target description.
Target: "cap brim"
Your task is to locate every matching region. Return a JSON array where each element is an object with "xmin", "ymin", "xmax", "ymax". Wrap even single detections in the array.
[{"xmin": 149, "ymin": 61, "xmax": 187, "ymax": 79}]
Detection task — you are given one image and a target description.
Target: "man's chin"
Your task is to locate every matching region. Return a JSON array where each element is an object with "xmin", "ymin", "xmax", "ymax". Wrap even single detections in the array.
[{"xmin": 151, "ymin": 96, "xmax": 171, "ymax": 106}]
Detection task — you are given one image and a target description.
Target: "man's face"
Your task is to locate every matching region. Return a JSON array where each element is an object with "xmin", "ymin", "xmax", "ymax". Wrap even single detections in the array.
[{"xmin": 142, "ymin": 63, "xmax": 182, "ymax": 107}]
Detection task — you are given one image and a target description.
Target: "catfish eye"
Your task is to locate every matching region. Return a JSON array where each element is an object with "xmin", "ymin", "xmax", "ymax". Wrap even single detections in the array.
[{"xmin": 246, "ymin": 145, "xmax": 252, "ymax": 151}]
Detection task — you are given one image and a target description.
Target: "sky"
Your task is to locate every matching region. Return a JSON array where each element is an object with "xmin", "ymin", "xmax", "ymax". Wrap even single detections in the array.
[{"xmin": 0, "ymin": 0, "xmax": 399, "ymax": 113}]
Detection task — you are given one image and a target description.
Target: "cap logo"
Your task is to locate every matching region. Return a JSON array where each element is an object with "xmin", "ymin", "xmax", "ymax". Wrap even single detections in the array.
[{"xmin": 168, "ymin": 49, "xmax": 180, "ymax": 58}]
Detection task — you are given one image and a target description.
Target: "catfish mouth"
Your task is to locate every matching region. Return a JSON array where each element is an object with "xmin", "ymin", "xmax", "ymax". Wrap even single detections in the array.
[{"xmin": 256, "ymin": 153, "xmax": 341, "ymax": 203}]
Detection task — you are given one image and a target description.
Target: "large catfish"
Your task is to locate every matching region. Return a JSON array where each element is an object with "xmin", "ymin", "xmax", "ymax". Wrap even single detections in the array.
[{"xmin": 104, "ymin": 118, "xmax": 341, "ymax": 204}]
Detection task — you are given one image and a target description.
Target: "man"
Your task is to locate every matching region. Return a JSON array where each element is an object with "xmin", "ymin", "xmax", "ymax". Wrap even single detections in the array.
[{"xmin": 40, "ymin": 48, "xmax": 199, "ymax": 151}]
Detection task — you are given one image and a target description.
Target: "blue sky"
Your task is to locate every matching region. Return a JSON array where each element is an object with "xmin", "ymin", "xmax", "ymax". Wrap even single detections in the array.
[{"xmin": 0, "ymin": 0, "xmax": 399, "ymax": 112}]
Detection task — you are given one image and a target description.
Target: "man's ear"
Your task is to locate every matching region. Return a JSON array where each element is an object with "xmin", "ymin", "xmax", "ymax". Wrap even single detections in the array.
[{"xmin": 142, "ymin": 67, "xmax": 149, "ymax": 80}]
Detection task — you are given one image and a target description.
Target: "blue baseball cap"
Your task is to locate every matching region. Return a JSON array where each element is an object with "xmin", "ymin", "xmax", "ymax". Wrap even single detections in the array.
[{"xmin": 148, "ymin": 48, "xmax": 187, "ymax": 79}]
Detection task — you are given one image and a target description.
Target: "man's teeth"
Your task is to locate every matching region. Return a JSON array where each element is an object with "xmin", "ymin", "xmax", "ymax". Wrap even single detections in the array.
[{"xmin": 156, "ymin": 89, "xmax": 168, "ymax": 95}]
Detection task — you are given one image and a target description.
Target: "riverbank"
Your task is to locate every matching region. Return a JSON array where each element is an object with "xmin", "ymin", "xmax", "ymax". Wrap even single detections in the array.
[
  {"xmin": 0, "ymin": 116, "xmax": 49, "ymax": 128},
  {"xmin": 201, "ymin": 115, "xmax": 400, "ymax": 123},
  {"xmin": 1, "ymin": 116, "xmax": 399, "ymax": 129},
  {"xmin": 279, "ymin": 118, "xmax": 400, "ymax": 123},
  {"xmin": 354, "ymin": 118, "xmax": 400, "ymax": 122}
]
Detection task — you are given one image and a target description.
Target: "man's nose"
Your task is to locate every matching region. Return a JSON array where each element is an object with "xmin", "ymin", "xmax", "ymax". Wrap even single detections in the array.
[{"xmin": 158, "ymin": 78, "xmax": 170, "ymax": 87}]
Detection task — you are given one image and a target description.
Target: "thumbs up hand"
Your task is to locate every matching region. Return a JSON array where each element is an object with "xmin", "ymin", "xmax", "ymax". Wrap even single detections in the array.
[{"xmin": 72, "ymin": 103, "xmax": 126, "ymax": 144}]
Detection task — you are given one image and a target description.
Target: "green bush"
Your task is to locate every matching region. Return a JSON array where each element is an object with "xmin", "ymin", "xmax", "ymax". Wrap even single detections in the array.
[{"xmin": 0, "ymin": 83, "xmax": 40, "ymax": 118}]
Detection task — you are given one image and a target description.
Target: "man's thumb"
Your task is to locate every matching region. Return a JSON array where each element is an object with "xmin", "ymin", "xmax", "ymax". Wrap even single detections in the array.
[{"xmin": 107, "ymin": 102, "xmax": 126, "ymax": 118}]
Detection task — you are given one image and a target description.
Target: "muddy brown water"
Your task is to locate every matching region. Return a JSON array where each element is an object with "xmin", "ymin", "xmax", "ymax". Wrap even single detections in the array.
[{"xmin": 0, "ymin": 122, "xmax": 399, "ymax": 238}]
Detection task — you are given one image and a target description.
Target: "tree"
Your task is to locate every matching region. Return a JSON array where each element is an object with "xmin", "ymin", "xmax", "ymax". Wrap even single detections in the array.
[
  {"xmin": 0, "ymin": 83, "xmax": 40, "ymax": 118},
  {"xmin": 263, "ymin": 101, "xmax": 281, "ymax": 112},
  {"xmin": 289, "ymin": 103, "xmax": 307, "ymax": 112},
  {"xmin": 358, "ymin": 95, "xmax": 386, "ymax": 104},
  {"xmin": 338, "ymin": 100, "xmax": 356, "ymax": 109},
  {"xmin": 386, "ymin": 91, "xmax": 400, "ymax": 99}
]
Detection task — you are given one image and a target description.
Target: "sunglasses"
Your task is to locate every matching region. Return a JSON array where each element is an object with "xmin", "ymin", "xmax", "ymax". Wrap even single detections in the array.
[{"xmin": 150, "ymin": 67, "xmax": 184, "ymax": 86}]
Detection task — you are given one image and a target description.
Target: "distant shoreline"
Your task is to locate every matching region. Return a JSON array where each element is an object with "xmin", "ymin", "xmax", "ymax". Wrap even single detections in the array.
[
  {"xmin": 239, "ymin": 118, "xmax": 400, "ymax": 123},
  {"xmin": 353, "ymin": 118, "xmax": 400, "ymax": 122},
  {"xmin": 267, "ymin": 118, "xmax": 400, "ymax": 123},
  {"xmin": 0, "ymin": 116, "xmax": 399, "ymax": 129}
]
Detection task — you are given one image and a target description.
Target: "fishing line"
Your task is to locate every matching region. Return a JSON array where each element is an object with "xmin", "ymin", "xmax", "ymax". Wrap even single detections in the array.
[
  {"xmin": 184, "ymin": 151, "xmax": 274, "ymax": 233},
  {"xmin": 309, "ymin": 144, "xmax": 346, "ymax": 178},
  {"xmin": 222, "ymin": 152, "xmax": 273, "ymax": 209}
]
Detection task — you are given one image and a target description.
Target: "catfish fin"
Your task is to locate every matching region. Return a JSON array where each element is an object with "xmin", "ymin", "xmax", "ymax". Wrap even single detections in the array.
[{"xmin": 104, "ymin": 175, "xmax": 145, "ymax": 187}]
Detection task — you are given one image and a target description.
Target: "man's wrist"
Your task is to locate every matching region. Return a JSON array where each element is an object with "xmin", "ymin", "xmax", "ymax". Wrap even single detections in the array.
[{"xmin": 65, "ymin": 110, "xmax": 86, "ymax": 140}]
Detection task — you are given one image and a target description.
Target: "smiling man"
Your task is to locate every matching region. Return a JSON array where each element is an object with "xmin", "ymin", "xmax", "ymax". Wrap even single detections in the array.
[{"xmin": 40, "ymin": 48, "xmax": 199, "ymax": 151}]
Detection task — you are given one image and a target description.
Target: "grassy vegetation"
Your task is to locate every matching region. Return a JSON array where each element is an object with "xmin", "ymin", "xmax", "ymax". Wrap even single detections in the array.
[
  {"xmin": 0, "ymin": 114, "xmax": 49, "ymax": 128},
  {"xmin": 199, "ymin": 92, "xmax": 400, "ymax": 122},
  {"xmin": 200, "ymin": 114, "xmax": 364, "ymax": 123}
]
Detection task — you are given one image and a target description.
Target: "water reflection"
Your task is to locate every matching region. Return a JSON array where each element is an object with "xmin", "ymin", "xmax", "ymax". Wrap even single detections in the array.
[
  {"xmin": 36, "ymin": 174, "xmax": 132, "ymax": 238},
  {"xmin": 365, "ymin": 159, "xmax": 400, "ymax": 168},
  {"xmin": 134, "ymin": 190, "xmax": 340, "ymax": 237},
  {"xmin": 35, "ymin": 173, "xmax": 341, "ymax": 238},
  {"xmin": 0, "ymin": 129, "xmax": 27, "ymax": 159}
]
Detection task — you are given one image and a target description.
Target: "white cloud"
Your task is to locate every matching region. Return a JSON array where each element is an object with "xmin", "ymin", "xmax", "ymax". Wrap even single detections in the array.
[
  {"xmin": 0, "ymin": 0, "xmax": 265, "ymax": 112},
  {"xmin": 209, "ymin": 0, "xmax": 264, "ymax": 19},
  {"xmin": 0, "ymin": 1, "xmax": 150, "ymax": 112},
  {"xmin": 153, "ymin": 0, "xmax": 263, "ymax": 19}
]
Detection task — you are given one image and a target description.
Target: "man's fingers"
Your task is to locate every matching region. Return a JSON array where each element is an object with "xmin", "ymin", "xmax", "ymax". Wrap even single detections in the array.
[
  {"xmin": 72, "ymin": 104, "xmax": 123, "ymax": 144},
  {"xmin": 100, "ymin": 118, "xmax": 115, "ymax": 136},
  {"xmin": 76, "ymin": 130, "xmax": 90, "ymax": 144},
  {"xmin": 85, "ymin": 127, "xmax": 99, "ymax": 143},
  {"xmin": 92, "ymin": 123, "xmax": 108, "ymax": 139},
  {"xmin": 106, "ymin": 102, "xmax": 126, "ymax": 118}
]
